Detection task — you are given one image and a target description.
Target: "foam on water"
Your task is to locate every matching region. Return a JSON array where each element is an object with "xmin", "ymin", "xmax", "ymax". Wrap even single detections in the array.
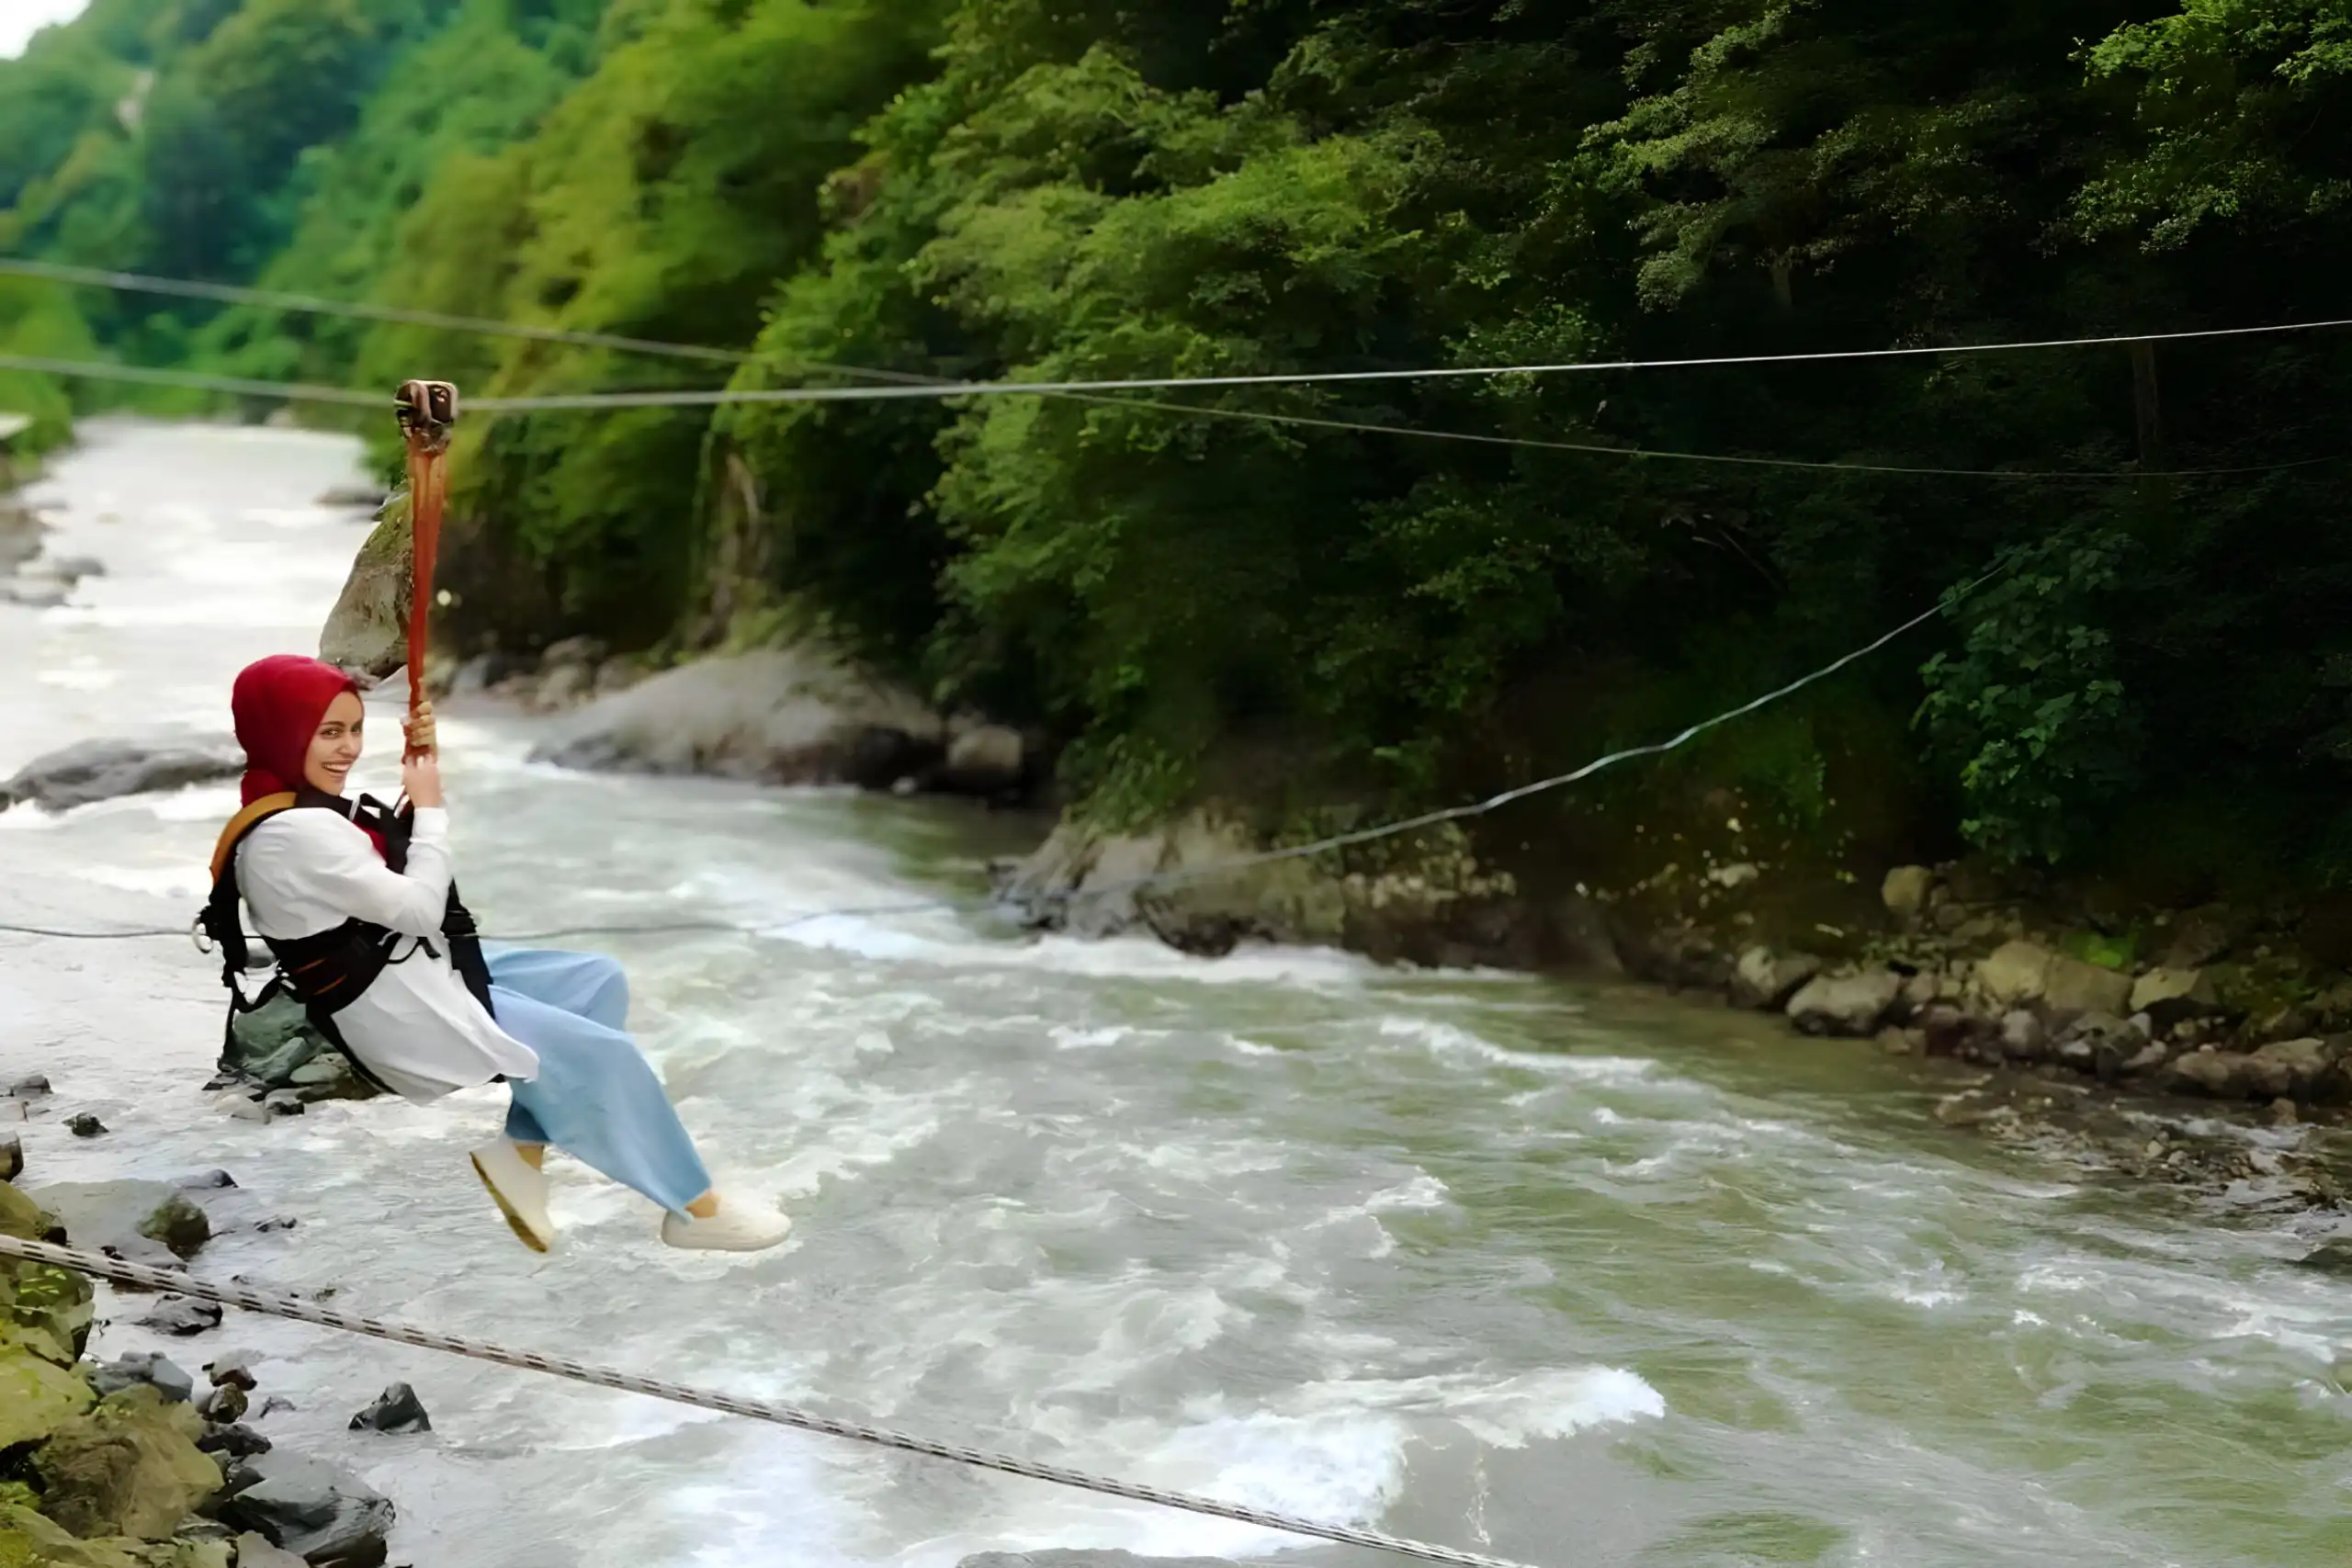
[{"xmin": 10, "ymin": 423, "xmax": 2352, "ymax": 1568}]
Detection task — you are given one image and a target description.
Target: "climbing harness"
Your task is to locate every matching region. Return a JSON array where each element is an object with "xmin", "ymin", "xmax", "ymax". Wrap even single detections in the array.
[
  {"xmin": 0, "ymin": 1236, "xmax": 1545, "ymax": 1568},
  {"xmin": 197, "ymin": 788, "xmax": 499, "ymax": 1078}
]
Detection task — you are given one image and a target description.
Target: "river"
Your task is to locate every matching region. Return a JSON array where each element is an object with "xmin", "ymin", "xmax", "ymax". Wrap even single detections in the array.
[{"xmin": 1, "ymin": 420, "xmax": 2346, "ymax": 1568}]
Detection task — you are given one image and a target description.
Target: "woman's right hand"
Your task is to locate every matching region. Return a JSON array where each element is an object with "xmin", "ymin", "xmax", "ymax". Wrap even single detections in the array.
[{"xmin": 402, "ymin": 752, "xmax": 446, "ymax": 809}]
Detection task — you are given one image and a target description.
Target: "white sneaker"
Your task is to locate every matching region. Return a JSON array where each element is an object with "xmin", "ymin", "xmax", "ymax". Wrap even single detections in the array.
[
  {"xmin": 470, "ymin": 1139, "xmax": 555, "ymax": 1253},
  {"xmin": 661, "ymin": 1198, "xmax": 791, "ymax": 1253}
]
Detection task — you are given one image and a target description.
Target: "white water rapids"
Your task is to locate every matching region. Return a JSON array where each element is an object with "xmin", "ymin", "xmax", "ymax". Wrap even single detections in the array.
[{"xmin": 1, "ymin": 421, "xmax": 2346, "ymax": 1568}]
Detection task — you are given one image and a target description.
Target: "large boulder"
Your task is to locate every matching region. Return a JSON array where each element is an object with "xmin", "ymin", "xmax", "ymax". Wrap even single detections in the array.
[
  {"xmin": 2244, "ymin": 1037, "xmax": 2344, "ymax": 1100},
  {"xmin": 2162, "ymin": 1040, "xmax": 2343, "ymax": 1100},
  {"xmin": 0, "ymin": 1344, "xmax": 95, "ymax": 1448},
  {"xmin": 2130, "ymin": 966, "xmax": 2219, "ymax": 1032},
  {"xmin": 2, "ymin": 1180, "xmax": 95, "ymax": 1367},
  {"xmin": 1880, "ymin": 865, "xmax": 1933, "ymax": 923},
  {"xmin": 1731, "ymin": 946, "xmax": 1823, "ymax": 1010},
  {"xmin": 28, "ymin": 1183, "xmax": 209, "ymax": 1260},
  {"xmin": 0, "ymin": 1503, "xmax": 207, "ymax": 1568},
  {"xmin": 2041, "ymin": 953, "xmax": 2134, "ymax": 1018},
  {"xmin": 526, "ymin": 647, "xmax": 946, "ymax": 791},
  {"xmin": 346, "ymin": 1383, "xmax": 429, "ymax": 1435},
  {"xmin": 0, "ymin": 738, "xmax": 242, "ymax": 813},
  {"xmin": 1976, "ymin": 941, "xmax": 2053, "ymax": 1007},
  {"xmin": 218, "ymin": 1453, "xmax": 393, "ymax": 1568},
  {"xmin": 1785, "ymin": 970, "xmax": 1905, "ymax": 1037},
  {"xmin": 317, "ymin": 501, "xmax": 410, "ymax": 682},
  {"xmin": 33, "ymin": 1386, "xmax": 222, "ymax": 1541},
  {"xmin": 89, "ymin": 1356, "xmax": 197, "ymax": 1405},
  {"xmin": 216, "ymin": 995, "xmax": 376, "ymax": 1104}
]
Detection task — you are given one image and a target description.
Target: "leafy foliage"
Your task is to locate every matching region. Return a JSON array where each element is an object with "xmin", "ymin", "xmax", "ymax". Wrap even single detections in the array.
[{"xmin": 6, "ymin": 0, "xmax": 2352, "ymax": 885}]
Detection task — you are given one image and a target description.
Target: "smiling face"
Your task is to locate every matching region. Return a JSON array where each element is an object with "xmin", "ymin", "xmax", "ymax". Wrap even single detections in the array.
[{"xmin": 304, "ymin": 691, "xmax": 365, "ymax": 795}]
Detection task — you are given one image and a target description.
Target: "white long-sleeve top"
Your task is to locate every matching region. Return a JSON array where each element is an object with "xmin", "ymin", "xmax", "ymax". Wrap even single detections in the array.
[{"xmin": 234, "ymin": 803, "xmax": 539, "ymax": 1102}]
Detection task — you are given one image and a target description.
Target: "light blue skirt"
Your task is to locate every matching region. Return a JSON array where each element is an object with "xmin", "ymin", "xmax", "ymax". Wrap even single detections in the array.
[{"xmin": 483, "ymin": 946, "xmax": 713, "ymax": 1217}]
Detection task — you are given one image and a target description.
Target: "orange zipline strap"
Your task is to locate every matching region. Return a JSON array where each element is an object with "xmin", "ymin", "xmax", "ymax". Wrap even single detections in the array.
[
  {"xmin": 209, "ymin": 792, "xmax": 300, "ymax": 886},
  {"xmin": 393, "ymin": 379, "xmax": 458, "ymax": 761}
]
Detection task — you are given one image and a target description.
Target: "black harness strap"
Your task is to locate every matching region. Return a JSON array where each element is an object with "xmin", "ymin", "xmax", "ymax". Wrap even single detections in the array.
[{"xmin": 201, "ymin": 791, "xmax": 497, "ymax": 1090}]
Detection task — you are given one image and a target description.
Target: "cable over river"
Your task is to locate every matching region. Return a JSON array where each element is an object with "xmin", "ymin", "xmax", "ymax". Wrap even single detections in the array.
[{"xmin": 3, "ymin": 420, "xmax": 2346, "ymax": 1567}]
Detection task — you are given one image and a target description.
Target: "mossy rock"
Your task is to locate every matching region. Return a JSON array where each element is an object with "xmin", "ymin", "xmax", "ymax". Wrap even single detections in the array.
[
  {"xmin": 0, "ymin": 1505, "xmax": 226, "ymax": 1568},
  {"xmin": 1, "ymin": 1183, "xmax": 94, "ymax": 1367},
  {"xmin": 32, "ymin": 1389, "xmax": 220, "ymax": 1543},
  {"xmin": 0, "ymin": 1345, "xmax": 94, "ymax": 1448},
  {"xmin": 218, "ymin": 992, "xmax": 334, "ymax": 1093},
  {"xmin": 317, "ymin": 495, "xmax": 411, "ymax": 682},
  {"xmin": 22, "ymin": 1186, "xmax": 208, "ymax": 1262},
  {"xmin": 0, "ymin": 1182, "xmax": 62, "ymax": 1244}
]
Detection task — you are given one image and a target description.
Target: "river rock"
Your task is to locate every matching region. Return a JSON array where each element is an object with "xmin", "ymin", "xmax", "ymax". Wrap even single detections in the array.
[
  {"xmin": 34, "ymin": 1385, "xmax": 223, "ymax": 1541},
  {"xmin": 1, "ymin": 1134, "xmax": 20, "ymax": 1181},
  {"xmin": 198, "ymin": 1425, "xmax": 272, "ymax": 1461},
  {"xmin": 315, "ymin": 485, "xmax": 386, "ymax": 511},
  {"xmin": 0, "ymin": 1185, "xmax": 97, "ymax": 1438},
  {"xmin": 937, "ymin": 723, "xmax": 1027, "ymax": 797},
  {"xmin": 526, "ymin": 646, "xmax": 946, "ymax": 791},
  {"xmin": 1977, "ymin": 941, "xmax": 2053, "ymax": 1006},
  {"xmin": 2164, "ymin": 1037, "xmax": 2341, "ymax": 1101},
  {"xmin": 1785, "ymin": 970, "xmax": 1904, "ymax": 1037},
  {"xmin": 2245, "ymin": 1038, "xmax": 2342, "ymax": 1100},
  {"xmin": 235, "ymin": 1532, "xmax": 310, "ymax": 1568},
  {"xmin": 1916, "ymin": 1002, "xmax": 1991, "ymax": 1057},
  {"xmin": 0, "ymin": 1344, "xmax": 95, "ymax": 1449},
  {"xmin": 286, "ymin": 1052, "xmax": 373, "ymax": 1104},
  {"xmin": 449, "ymin": 649, "xmax": 537, "ymax": 696},
  {"xmin": 2041, "ymin": 953, "xmax": 2134, "ymax": 1018},
  {"xmin": 88, "ymin": 1354, "xmax": 196, "ymax": 1405},
  {"xmin": 527, "ymin": 660, "xmax": 594, "ymax": 712},
  {"xmin": 0, "ymin": 736, "xmax": 244, "ymax": 813},
  {"xmin": 137, "ymin": 1296, "xmax": 223, "ymax": 1337},
  {"xmin": 206, "ymin": 1353, "xmax": 259, "ymax": 1392},
  {"xmin": 219, "ymin": 1451, "xmax": 394, "ymax": 1568},
  {"xmin": 219, "ymin": 990, "xmax": 346, "ymax": 1096},
  {"xmin": 1732, "ymin": 946, "xmax": 1823, "ymax": 1010},
  {"xmin": 2129, "ymin": 967, "xmax": 2219, "ymax": 1034},
  {"xmin": 9, "ymin": 1074, "xmax": 51, "ymax": 1098},
  {"xmin": 197, "ymin": 1382, "xmax": 249, "ymax": 1424},
  {"xmin": 318, "ymin": 499, "xmax": 411, "ymax": 682},
  {"xmin": 175, "ymin": 1170, "xmax": 237, "ymax": 1191},
  {"xmin": 347, "ymin": 1382, "xmax": 430, "ymax": 1435},
  {"xmin": 99, "ymin": 1235, "xmax": 189, "ymax": 1289},
  {"xmin": 31, "ymin": 1181, "xmax": 211, "ymax": 1258},
  {"xmin": 2295, "ymin": 1238, "xmax": 2352, "ymax": 1274},
  {"xmin": 1881, "ymin": 864, "xmax": 1933, "ymax": 922},
  {"xmin": 2164, "ymin": 1047, "xmax": 2253, "ymax": 1098},
  {"xmin": 69, "ymin": 1112, "xmax": 108, "ymax": 1137},
  {"xmin": 1999, "ymin": 1010, "xmax": 2047, "ymax": 1061}
]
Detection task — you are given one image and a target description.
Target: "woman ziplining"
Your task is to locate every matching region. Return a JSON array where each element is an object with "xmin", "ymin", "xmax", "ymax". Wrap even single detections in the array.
[
  {"xmin": 202, "ymin": 653, "xmax": 791, "ymax": 1255},
  {"xmin": 197, "ymin": 378, "xmax": 787, "ymax": 1257}
]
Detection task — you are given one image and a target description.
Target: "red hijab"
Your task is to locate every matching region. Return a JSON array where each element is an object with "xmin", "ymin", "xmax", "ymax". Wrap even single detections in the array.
[{"xmin": 232, "ymin": 654, "xmax": 360, "ymax": 806}]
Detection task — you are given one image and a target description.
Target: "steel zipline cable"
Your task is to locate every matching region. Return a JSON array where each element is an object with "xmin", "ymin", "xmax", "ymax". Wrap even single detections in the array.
[{"xmin": 0, "ymin": 1236, "xmax": 1548, "ymax": 1568}]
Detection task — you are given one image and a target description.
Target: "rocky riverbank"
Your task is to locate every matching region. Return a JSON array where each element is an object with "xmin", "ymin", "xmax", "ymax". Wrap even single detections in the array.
[
  {"xmin": 991, "ymin": 807, "xmax": 2352, "ymax": 1209},
  {"xmin": 1, "ymin": 1082, "xmax": 401, "ymax": 1568}
]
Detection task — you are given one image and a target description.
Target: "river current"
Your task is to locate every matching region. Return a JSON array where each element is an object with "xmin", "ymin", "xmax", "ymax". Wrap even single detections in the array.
[{"xmin": 1, "ymin": 421, "xmax": 2346, "ymax": 1568}]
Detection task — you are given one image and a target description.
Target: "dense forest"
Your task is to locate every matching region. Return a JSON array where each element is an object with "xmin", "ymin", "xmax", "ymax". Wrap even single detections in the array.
[{"xmin": 6, "ymin": 0, "xmax": 2352, "ymax": 902}]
